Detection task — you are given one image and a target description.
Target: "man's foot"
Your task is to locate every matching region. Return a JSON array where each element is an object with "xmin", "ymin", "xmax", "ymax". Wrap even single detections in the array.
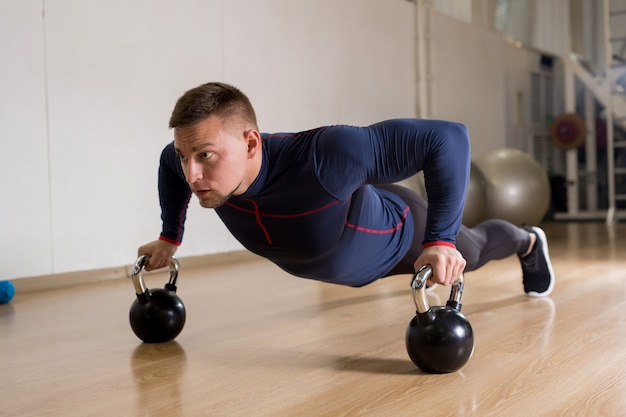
[{"xmin": 519, "ymin": 226, "xmax": 555, "ymax": 297}]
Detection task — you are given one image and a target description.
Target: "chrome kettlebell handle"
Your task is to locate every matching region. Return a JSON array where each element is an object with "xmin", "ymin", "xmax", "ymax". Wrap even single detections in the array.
[
  {"xmin": 131, "ymin": 255, "xmax": 180, "ymax": 296},
  {"xmin": 411, "ymin": 265, "xmax": 464, "ymax": 314},
  {"xmin": 406, "ymin": 265, "xmax": 473, "ymax": 373}
]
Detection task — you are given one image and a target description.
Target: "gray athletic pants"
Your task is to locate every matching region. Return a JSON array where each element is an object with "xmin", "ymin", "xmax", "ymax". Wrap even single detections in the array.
[{"xmin": 380, "ymin": 184, "xmax": 531, "ymax": 277}]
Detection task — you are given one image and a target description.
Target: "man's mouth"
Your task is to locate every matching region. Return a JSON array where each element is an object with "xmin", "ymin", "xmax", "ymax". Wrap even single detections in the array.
[{"xmin": 194, "ymin": 189, "xmax": 211, "ymax": 197}]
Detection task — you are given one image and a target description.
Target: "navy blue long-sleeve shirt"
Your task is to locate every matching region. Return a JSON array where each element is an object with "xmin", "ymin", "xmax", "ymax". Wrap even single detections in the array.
[{"xmin": 157, "ymin": 119, "xmax": 470, "ymax": 286}]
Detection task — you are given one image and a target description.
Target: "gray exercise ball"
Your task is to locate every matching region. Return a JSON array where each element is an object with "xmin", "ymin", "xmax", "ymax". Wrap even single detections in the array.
[
  {"xmin": 395, "ymin": 163, "xmax": 487, "ymax": 227},
  {"xmin": 474, "ymin": 148, "xmax": 550, "ymax": 226},
  {"xmin": 395, "ymin": 172, "xmax": 427, "ymax": 199},
  {"xmin": 462, "ymin": 162, "xmax": 488, "ymax": 227}
]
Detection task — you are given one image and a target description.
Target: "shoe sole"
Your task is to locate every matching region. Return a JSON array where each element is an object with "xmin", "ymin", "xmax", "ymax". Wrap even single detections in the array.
[{"xmin": 526, "ymin": 226, "xmax": 555, "ymax": 297}]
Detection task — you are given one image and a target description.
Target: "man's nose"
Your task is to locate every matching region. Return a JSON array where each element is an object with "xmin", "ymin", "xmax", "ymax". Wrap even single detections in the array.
[{"xmin": 186, "ymin": 160, "xmax": 203, "ymax": 183}]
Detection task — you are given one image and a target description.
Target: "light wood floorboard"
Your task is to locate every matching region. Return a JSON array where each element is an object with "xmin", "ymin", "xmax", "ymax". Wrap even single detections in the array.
[{"xmin": 1, "ymin": 221, "xmax": 625, "ymax": 416}]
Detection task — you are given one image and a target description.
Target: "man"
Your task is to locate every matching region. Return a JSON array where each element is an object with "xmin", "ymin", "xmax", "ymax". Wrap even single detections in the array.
[{"xmin": 138, "ymin": 82, "xmax": 554, "ymax": 296}]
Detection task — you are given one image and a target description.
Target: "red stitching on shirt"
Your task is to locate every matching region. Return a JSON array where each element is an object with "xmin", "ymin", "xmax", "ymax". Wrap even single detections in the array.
[
  {"xmin": 345, "ymin": 205, "xmax": 410, "ymax": 234},
  {"xmin": 225, "ymin": 200, "xmax": 408, "ymax": 242},
  {"xmin": 243, "ymin": 198, "xmax": 273, "ymax": 245},
  {"xmin": 263, "ymin": 129, "xmax": 324, "ymax": 141},
  {"xmin": 225, "ymin": 200, "xmax": 342, "ymax": 218}
]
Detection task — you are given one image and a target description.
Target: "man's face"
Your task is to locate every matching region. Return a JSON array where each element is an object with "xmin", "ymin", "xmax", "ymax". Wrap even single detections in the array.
[{"xmin": 173, "ymin": 115, "xmax": 254, "ymax": 208}]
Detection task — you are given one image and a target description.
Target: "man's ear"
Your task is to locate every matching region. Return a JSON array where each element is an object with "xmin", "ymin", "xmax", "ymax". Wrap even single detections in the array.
[{"xmin": 244, "ymin": 129, "xmax": 262, "ymax": 157}]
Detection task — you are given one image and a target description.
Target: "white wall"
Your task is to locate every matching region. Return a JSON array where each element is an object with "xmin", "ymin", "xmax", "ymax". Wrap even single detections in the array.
[
  {"xmin": 1, "ymin": 0, "xmax": 415, "ymax": 280},
  {"xmin": 1, "ymin": 0, "xmax": 51, "ymax": 278},
  {"xmin": 502, "ymin": 43, "xmax": 539, "ymax": 151},
  {"xmin": 429, "ymin": 11, "xmax": 508, "ymax": 157},
  {"xmin": 530, "ymin": 0, "xmax": 571, "ymax": 57},
  {"xmin": 427, "ymin": 10, "xmax": 546, "ymax": 159}
]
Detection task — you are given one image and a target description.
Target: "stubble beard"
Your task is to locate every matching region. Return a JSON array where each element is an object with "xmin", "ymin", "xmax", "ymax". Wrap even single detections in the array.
[
  {"xmin": 198, "ymin": 193, "xmax": 230, "ymax": 209},
  {"xmin": 196, "ymin": 184, "xmax": 241, "ymax": 209}
]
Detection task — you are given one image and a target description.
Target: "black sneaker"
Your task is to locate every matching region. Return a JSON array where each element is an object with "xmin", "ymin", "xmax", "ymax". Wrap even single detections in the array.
[{"xmin": 519, "ymin": 226, "xmax": 555, "ymax": 297}]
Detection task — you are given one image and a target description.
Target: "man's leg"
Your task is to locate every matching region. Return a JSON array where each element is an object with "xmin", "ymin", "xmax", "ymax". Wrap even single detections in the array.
[
  {"xmin": 379, "ymin": 184, "xmax": 554, "ymax": 296},
  {"xmin": 456, "ymin": 219, "xmax": 530, "ymax": 271}
]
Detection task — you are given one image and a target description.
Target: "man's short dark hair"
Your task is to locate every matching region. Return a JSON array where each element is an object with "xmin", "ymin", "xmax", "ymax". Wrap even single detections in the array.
[{"xmin": 169, "ymin": 82, "xmax": 258, "ymax": 129}]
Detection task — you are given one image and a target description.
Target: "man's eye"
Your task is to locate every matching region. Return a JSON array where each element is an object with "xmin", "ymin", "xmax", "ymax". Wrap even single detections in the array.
[
  {"xmin": 176, "ymin": 154, "xmax": 187, "ymax": 162},
  {"xmin": 201, "ymin": 152, "xmax": 214, "ymax": 160}
]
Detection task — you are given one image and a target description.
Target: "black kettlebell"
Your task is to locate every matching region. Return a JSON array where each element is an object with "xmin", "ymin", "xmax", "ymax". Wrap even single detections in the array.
[
  {"xmin": 129, "ymin": 255, "xmax": 186, "ymax": 343},
  {"xmin": 405, "ymin": 265, "xmax": 474, "ymax": 373}
]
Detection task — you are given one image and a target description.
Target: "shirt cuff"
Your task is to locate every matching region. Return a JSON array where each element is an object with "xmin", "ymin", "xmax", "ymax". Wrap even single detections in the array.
[
  {"xmin": 422, "ymin": 241, "xmax": 456, "ymax": 250},
  {"xmin": 159, "ymin": 235, "xmax": 182, "ymax": 246}
]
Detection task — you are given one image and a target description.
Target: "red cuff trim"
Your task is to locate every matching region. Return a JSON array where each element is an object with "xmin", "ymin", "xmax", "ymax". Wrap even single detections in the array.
[
  {"xmin": 422, "ymin": 241, "xmax": 456, "ymax": 250},
  {"xmin": 159, "ymin": 235, "xmax": 182, "ymax": 246}
]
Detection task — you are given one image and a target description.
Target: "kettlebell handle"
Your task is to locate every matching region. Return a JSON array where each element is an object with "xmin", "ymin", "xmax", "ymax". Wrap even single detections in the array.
[
  {"xmin": 131, "ymin": 255, "xmax": 180, "ymax": 296},
  {"xmin": 411, "ymin": 265, "xmax": 464, "ymax": 314}
]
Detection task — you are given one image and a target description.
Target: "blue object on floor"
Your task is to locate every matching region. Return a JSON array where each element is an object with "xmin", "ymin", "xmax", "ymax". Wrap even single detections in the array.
[{"xmin": 0, "ymin": 280, "xmax": 15, "ymax": 304}]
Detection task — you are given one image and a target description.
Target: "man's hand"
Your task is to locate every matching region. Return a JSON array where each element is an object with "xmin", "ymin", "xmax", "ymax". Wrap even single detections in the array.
[
  {"xmin": 413, "ymin": 245, "xmax": 466, "ymax": 286},
  {"xmin": 137, "ymin": 240, "xmax": 179, "ymax": 271}
]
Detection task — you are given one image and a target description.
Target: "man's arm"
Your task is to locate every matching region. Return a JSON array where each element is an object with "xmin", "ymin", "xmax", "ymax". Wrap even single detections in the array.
[
  {"xmin": 372, "ymin": 119, "xmax": 470, "ymax": 285},
  {"xmin": 316, "ymin": 119, "xmax": 470, "ymax": 284},
  {"xmin": 317, "ymin": 118, "xmax": 470, "ymax": 245},
  {"xmin": 158, "ymin": 142, "xmax": 192, "ymax": 245},
  {"xmin": 138, "ymin": 142, "xmax": 192, "ymax": 271},
  {"xmin": 376, "ymin": 119, "xmax": 469, "ymax": 247}
]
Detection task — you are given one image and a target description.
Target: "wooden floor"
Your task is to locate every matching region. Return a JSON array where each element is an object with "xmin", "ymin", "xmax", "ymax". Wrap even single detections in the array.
[{"xmin": 1, "ymin": 222, "xmax": 625, "ymax": 417}]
